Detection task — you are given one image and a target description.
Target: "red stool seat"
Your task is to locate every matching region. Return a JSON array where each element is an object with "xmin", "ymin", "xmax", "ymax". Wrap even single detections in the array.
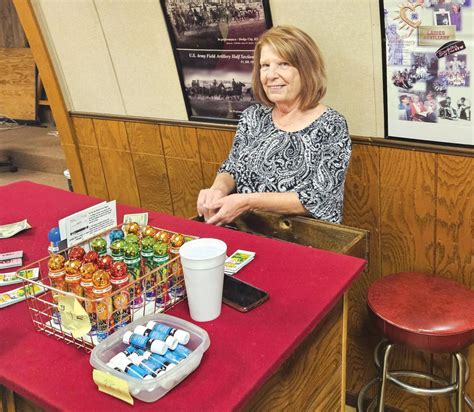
[{"xmin": 368, "ymin": 272, "xmax": 474, "ymax": 353}]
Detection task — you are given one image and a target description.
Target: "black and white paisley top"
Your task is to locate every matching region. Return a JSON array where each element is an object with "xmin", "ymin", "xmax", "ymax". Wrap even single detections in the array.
[{"xmin": 218, "ymin": 104, "xmax": 351, "ymax": 224}]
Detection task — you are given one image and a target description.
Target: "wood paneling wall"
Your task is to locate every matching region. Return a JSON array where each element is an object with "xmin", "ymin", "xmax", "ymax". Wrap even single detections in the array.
[
  {"xmin": 70, "ymin": 115, "xmax": 473, "ymax": 410},
  {"xmin": 0, "ymin": 0, "xmax": 27, "ymax": 48},
  {"xmin": 0, "ymin": 47, "xmax": 35, "ymax": 120}
]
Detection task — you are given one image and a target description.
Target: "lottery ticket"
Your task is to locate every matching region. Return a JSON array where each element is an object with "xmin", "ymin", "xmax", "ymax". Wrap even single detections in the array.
[
  {"xmin": 0, "ymin": 268, "xmax": 40, "ymax": 286},
  {"xmin": 0, "ymin": 258, "xmax": 22, "ymax": 270},
  {"xmin": 224, "ymin": 250, "xmax": 255, "ymax": 275},
  {"xmin": 0, "ymin": 250, "xmax": 23, "ymax": 260},
  {"xmin": 0, "ymin": 283, "xmax": 46, "ymax": 309}
]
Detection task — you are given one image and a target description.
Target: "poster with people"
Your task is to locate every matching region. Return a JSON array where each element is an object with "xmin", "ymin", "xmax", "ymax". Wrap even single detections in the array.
[
  {"xmin": 382, "ymin": 0, "xmax": 472, "ymax": 146},
  {"xmin": 161, "ymin": 0, "xmax": 272, "ymax": 123}
]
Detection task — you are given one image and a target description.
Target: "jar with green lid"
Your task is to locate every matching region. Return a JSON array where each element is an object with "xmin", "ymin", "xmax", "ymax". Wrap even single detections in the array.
[
  {"xmin": 124, "ymin": 242, "xmax": 143, "ymax": 308},
  {"xmin": 153, "ymin": 241, "xmax": 170, "ymax": 308},
  {"xmin": 141, "ymin": 236, "xmax": 156, "ymax": 302},
  {"xmin": 110, "ymin": 238, "xmax": 126, "ymax": 263},
  {"xmin": 90, "ymin": 237, "xmax": 107, "ymax": 256},
  {"xmin": 169, "ymin": 233, "xmax": 185, "ymax": 298}
]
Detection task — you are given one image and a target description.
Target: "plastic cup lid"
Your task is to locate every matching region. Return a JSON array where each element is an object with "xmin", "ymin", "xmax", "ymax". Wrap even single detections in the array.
[{"xmin": 179, "ymin": 238, "xmax": 227, "ymax": 261}]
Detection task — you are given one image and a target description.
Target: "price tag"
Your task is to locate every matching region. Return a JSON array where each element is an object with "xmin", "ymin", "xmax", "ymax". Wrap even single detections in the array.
[
  {"xmin": 57, "ymin": 295, "xmax": 91, "ymax": 338},
  {"xmin": 92, "ymin": 369, "xmax": 134, "ymax": 405}
]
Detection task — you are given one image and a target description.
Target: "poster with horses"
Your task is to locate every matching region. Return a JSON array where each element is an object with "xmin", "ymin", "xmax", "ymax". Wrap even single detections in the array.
[{"xmin": 161, "ymin": 0, "xmax": 272, "ymax": 124}]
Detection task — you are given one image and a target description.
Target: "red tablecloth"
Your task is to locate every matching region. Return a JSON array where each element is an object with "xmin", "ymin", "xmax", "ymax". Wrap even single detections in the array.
[{"xmin": 0, "ymin": 181, "xmax": 366, "ymax": 411}]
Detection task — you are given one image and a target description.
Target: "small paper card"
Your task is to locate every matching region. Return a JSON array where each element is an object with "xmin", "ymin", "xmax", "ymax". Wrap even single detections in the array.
[
  {"xmin": 224, "ymin": 250, "xmax": 255, "ymax": 275},
  {"xmin": 0, "ymin": 267, "xmax": 39, "ymax": 286},
  {"xmin": 57, "ymin": 295, "xmax": 91, "ymax": 338},
  {"xmin": 93, "ymin": 369, "xmax": 134, "ymax": 405},
  {"xmin": 0, "ymin": 283, "xmax": 46, "ymax": 309},
  {"xmin": 59, "ymin": 201, "xmax": 117, "ymax": 247}
]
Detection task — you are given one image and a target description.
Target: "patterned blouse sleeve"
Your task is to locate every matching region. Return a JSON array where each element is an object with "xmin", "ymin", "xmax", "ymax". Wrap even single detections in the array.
[
  {"xmin": 295, "ymin": 113, "xmax": 351, "ymax": 224},
  {"xmin": 217, "ymin": 107, "xmax": 251, "ymax": 180}
]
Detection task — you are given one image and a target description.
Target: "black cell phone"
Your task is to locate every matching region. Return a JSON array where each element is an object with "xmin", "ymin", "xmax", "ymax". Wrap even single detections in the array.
[{"xmin": 223, "ymin": 275, "xmax": 269, "ymax": 313}]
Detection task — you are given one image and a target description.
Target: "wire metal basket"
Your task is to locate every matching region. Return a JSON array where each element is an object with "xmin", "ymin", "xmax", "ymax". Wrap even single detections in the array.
[{"xmin": 18, "ymin": 224, "xmax": 195, "ymax": 352}]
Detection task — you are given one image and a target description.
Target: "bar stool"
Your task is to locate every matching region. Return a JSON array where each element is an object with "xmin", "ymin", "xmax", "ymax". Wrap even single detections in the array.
[{"xmin": 358, "ymin": 272, "xmax": 474, "ymax": 411}]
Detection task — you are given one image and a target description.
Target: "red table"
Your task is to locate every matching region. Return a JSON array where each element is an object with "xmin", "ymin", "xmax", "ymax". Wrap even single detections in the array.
[{"xmin": 0, "ymin": 181, "xmax": 365, "ymax": 411}]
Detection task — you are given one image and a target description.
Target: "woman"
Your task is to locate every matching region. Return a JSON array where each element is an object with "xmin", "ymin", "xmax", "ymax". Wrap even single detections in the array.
[{"xmin": 197, "ymin": 26, "xmax": 351, "ymax": 225}]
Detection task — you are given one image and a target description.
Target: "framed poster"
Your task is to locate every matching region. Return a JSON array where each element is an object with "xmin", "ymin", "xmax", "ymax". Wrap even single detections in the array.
[
  {"xmin": 161, "ymin": 0, "xmax": 272, "ymax": 124},
  {"xmin": 381, "ymin": 0, "xmax": 473, "ymax": 146}
]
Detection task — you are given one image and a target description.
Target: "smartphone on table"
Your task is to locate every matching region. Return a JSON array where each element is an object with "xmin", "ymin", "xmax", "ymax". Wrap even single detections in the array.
[{"xmin": 223, "ymin": 274, "xmax": 269, "ymax": 312}]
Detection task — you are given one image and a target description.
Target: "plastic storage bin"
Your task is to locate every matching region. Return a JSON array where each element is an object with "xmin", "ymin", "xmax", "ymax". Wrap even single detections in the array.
[{"xmin": 90, "ymin": 312, "xmax": 210, "ymax": 403}]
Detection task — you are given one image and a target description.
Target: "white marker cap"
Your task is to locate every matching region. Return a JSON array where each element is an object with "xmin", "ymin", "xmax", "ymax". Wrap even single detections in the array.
[
  {"xmin": 165, "ymin": 335, "xmax": 178, "ymax": 350},
  {"xmin": 113, "ymin": 352, "xmax": 132, "ymax": 372},
  {"xmin": 127, "ymin": 352, "xmax": 140, "ymax": 365},
  {"xmin": 173, "ymin": 330, "xmax": 190, "ymax": 345},
  {"xmin": 134, "ymin": 325, "xmax": 148, "ymax": 336},
  {"xmin": 146, "ymin": 321, "xmax": 156, "ymax": 329},
  {"xmin": 123, "ymin": 331, "xmax": 133, "ymax": 345},
  {"xmin": 150, "ymin": 339, "xmax": 167, "ymax": 355},
  {"xmin": 107, "ymin": 352, "xmax": 125, "ymax": 368}
]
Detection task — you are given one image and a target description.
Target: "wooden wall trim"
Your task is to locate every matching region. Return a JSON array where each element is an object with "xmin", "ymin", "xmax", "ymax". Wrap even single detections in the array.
[
  {"xmin": 352, "ymin": 135, "xmax": 474, "ymax": 158},
  {"xmin": 13, "ymin": 0, "xmax": 87, "ymax": 194},
  {"xmin": 70, "ymin": 112, "xmax": 474, "ymax": 158},
  {"xmin": 71, "ymin": 111, "xmax": 237, "ymax": 132}
]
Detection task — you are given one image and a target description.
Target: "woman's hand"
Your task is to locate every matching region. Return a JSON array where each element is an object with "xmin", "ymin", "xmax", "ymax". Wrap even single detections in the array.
[
  {"xmin": 196, "ymin": 188, "xmax": 226, "ymax": 221},
  {"xmin": 206, "ymin": 194, "xmax": 250, "ymax": 226}
]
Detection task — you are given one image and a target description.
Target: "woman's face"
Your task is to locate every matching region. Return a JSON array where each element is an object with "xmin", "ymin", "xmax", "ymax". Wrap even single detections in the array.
[{"xmin": 259, "ymin": 44, "xmax": 302, "ymax": 108}]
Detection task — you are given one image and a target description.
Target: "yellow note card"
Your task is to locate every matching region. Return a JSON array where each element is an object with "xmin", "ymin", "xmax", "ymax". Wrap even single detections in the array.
[
  {"xmin": 93, "ymin": 369, "xmax": 134, "ymax": 405},
  {"xmin": 57, "ymin": 295, "xmax": 91, "ymax": 338}
]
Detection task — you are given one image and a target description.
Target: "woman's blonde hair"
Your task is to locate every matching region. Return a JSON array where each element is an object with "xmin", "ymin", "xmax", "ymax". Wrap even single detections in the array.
[{"xmin": 252, "ymin": 25, "xmax": 327, "ymax": 110}]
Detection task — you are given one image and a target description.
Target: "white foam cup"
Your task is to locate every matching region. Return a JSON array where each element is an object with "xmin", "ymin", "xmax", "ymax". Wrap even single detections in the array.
[{"xmin": 179, "ymin": 238, "xmax": 227, "ymax": 322}]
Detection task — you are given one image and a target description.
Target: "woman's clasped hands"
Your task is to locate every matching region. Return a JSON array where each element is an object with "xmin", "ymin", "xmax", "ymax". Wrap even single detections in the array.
[{"xmin": 197, "ymin": 189, "xmax": 249, "ymax": 226}]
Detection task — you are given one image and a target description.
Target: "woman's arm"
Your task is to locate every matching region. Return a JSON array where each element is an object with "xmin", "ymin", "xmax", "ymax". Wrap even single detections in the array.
[
  {"xmin": 196, "ymin": 106, "xmax": 253, "ymax": 221},
  {"xmin": 206, "ymin": 191, "xmax": 308, "ymax": 226},
  {"xmin": 196, "ymin": 172, "xmax": 236, "ymax": 221}
]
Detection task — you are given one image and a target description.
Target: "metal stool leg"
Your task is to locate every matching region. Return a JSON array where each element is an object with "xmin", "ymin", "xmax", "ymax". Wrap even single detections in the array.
[
  {"xmin": 359, "ymin": 343, "xmax": 474, "ymax": 412},
  {"xmin": 378, "ymin": 343, "xmax": 394, "ymax": 412},
  {"xmin": 456, "ymin": 352, "xmax": 465, "ymax": 412}
]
